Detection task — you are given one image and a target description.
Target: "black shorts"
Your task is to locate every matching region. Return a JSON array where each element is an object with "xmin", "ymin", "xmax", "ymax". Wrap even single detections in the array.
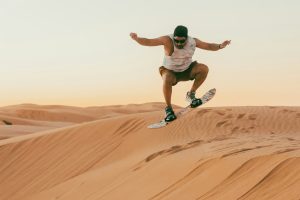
[{"xmin": 159, "ymin": 61, "xmax": 198, "ymax": 85}]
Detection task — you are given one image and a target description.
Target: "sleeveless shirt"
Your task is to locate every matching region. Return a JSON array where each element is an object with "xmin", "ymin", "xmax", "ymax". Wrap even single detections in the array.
[{"xmin": 162, "ymin": 34, "xmax": 196, "ymax": 72}]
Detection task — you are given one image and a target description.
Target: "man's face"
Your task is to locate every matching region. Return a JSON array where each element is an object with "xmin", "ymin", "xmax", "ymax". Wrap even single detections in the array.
[{"xmin": 173, "ymin": 36, "xmax": 187, "ymax": 49}]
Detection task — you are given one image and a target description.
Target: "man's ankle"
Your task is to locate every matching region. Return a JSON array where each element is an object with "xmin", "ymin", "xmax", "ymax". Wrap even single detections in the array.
[{"xmin": 166, "ymin": 104, "xmax": 172, "ymax": 108}]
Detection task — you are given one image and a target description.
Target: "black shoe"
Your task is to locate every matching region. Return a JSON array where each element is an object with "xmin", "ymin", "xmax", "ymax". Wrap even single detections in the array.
[
  {"xmin": 190, "ymin": 98, "xmax": 203, "ymax": 108},
  {"xmin": 164, "ymin": 106, "xmax": 177, "ymax": 122},
  {"xmin": 186, "ymin": 91, "xmax": 202, "ymax": 108}
]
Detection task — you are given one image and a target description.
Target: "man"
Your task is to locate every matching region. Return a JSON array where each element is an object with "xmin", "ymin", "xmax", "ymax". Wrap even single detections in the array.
[{"xmin": 130, "ymin": 25, "xmax": 230, "ymax": 122}]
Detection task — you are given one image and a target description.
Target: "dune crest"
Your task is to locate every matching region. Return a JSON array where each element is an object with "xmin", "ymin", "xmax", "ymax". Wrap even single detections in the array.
[{"xmin": 0, "ymin": 103, "xmax": 172, "ymax": 139}]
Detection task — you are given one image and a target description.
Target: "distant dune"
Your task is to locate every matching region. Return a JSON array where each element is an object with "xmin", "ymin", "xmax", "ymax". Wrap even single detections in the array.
[
  {"xmin": 0, "ymin": 103, "xmax": 175, "ymax": 139},
  {"xmin": 0, "ymin": 104, "xmax": 300, "ymax": 200}
]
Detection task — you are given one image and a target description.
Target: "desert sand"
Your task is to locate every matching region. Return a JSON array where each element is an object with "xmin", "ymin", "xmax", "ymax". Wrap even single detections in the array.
[{"xmin": 0, "ymin": 104, "xmax": 300, "ymax": 200}]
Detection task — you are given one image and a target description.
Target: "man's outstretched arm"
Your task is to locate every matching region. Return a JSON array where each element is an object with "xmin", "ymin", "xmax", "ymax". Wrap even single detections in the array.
[
  {"xmin": 194, "ymin": 38, "xmax": 231, "ymax": 51},
  {"xmin": 130, "ymin": 32, "xmax": 167, "ymax": 46}
]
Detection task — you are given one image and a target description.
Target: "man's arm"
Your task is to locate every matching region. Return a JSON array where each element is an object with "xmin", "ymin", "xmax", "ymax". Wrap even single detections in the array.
[
  {"xmin": 130, "ymin": 33, "xmax": 167, "ymax": 46},
  {"xmin": 194, "ymin": 38, "xmax": 231, "ymax": 51}
]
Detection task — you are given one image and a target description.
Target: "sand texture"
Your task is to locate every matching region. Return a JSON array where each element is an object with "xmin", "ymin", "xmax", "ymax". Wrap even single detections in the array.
[{"xmin": 0, "ymin": 104, "xmax": 300, "ymax": 200}]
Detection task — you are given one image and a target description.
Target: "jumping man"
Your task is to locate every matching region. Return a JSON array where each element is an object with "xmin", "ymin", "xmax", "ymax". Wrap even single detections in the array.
[{"xmin": 130, "ymin": 25, "xmax": 231, "ymax": 122}]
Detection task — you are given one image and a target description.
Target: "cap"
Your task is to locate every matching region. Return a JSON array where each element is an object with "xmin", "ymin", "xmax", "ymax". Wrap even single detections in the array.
[{"xmin": 174, "ymin": 25, "xmax": 188, "ymax": 38}]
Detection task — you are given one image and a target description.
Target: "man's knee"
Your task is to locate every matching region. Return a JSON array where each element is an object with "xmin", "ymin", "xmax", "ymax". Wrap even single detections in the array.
[
  {"xmin": 162, "ymin": 72, "xmax": 176, "ymax": 86},
  {"xmin": 198, "ymin": 64, "xmax": 209, "ymax": 74},
  {"xmin": 194, "ymin": 64, "xmax": 209, "ymax": 75},
  {"xmin": 191, "ymin": 64, "xmax": 209, "ymax": 80}
]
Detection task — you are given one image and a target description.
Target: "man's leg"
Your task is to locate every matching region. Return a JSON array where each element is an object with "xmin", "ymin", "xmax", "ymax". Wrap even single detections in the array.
[
  {"xmin": 189, "ymin": 63, "xmax": 209, "ymax": 93},
  {"xmin": 161, "ymin": 70, "xmax": 177, "ymax": 107},
  {"xmin": 159, "ymin": 67, "xmax": 178, "ymax": 122}
]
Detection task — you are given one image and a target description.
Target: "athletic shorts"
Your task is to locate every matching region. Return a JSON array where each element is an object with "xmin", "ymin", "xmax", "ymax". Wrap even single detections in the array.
[{"xmin": 159, "ymin": 61, "xmax": 198, "ymax": 86}]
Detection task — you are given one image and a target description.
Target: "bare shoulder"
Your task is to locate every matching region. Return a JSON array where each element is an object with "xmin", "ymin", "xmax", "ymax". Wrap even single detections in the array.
[
  {"xmin": 193, "ymin": 37, "xmax": 201, "ymax": 43},
  {"xmin": 157, "ymin": 35, "xmax": 172, "ymax": 45},
  {"xmin": 194, "ymin": 37, "xmax": 209, "ymax": 49}
]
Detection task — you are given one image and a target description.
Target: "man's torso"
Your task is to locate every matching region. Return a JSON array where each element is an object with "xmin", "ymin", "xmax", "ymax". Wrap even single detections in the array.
[{"xmin": 162, "ymin": 34, "xmax": 196, "ymax": 72}]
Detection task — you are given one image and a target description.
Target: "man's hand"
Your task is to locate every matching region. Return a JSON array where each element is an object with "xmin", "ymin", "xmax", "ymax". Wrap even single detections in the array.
[
  {"xmin": 219, "ymin": 40, "xmax": 231, "ymax": 49},
  {"xmin": 130, "ymin": 32, "xmax": 138, "ymax": 41}
]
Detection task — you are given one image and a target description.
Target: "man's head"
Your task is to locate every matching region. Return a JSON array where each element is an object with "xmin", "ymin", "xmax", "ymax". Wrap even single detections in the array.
[{"xmin": 173, "ymin": 25, "xmax": 188, "ymax": 49}]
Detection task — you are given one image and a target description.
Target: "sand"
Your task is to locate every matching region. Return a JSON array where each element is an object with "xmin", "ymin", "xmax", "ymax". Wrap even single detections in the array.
[{"xmin": 0, "ymin": 104, "xmax": 299, "ymax": 200}]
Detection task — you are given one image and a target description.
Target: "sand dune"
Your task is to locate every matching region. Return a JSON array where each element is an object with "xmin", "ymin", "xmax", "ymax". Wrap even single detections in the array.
[
  {"xmin": 0, "ymin": 103, "xmax": 172, "ymax": 139},
  {"xmin": 0, "ymin": 105, "xmax": 300, "ymax": 200}
]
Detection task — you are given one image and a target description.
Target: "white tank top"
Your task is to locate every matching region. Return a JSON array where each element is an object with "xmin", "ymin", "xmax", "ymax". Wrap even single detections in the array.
[{"xmin": 162, "ymin": 34, "xmax": 196, "ymax": 72}]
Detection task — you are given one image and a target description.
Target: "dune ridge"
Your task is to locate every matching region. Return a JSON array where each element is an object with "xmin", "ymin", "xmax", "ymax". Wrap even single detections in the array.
[
  {"xmin": 0, "ymin": 103, "xmax": 172, "ymax": 140},
  {"xmin": 0, "ymin": 105, "xmax": 300, "ymax": 200}
]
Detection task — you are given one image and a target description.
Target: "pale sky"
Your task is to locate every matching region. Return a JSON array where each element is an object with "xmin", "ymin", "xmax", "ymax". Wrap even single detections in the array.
[{"xmin": 1, "ymin": 0, "xmax": 300, "ymax": 107}]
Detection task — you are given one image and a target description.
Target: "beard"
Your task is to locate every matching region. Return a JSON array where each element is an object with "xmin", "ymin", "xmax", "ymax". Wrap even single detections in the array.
[{"xmin": 176, "ymin": 44, "xmax": 184, "ymax": 49}]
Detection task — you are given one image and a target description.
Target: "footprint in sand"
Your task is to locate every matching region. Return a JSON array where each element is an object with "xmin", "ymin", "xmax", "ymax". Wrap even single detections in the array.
[
  {"xmin": 237, "ymin": 113, "xmax": 246, "ymax": 119},
  {"xmin": 225, "ymin": 114, "xmax": 234, "ymax": 119},
  {"xmin": 286, "ymin": 137, "xmax": 296, "ymax": 141},
  {"xmin": 280, "ymin": 109, "xmax": 296, "ymax": 114},
  {"xmin": 215, "ymin": 110, "xmax": 226, "ymax": 116},
  {"xmin": 145, "ymin": 150, "xmax": 167, "ymax": 162},
  {"xmin": 144, "ymin": 140, "xmax": 204, "ymax": 163},
  {"xmin": 187, "ymin": 140, "xmax": 203, "ymax": 146},
  {"xmin": 248, "ymin": 114, "xmax": 257, "ymax": 120},
  {"xmin": 240, "ymin": 128, "xmax": 248, "ymax": 133},
  {"xmin": 231, "ymin": 126, "xmax": 240, "ymax": 134},
  {"xmin": 216, "ymin": 120, "xmax": 228, "ymax": 128},
  {"xmin": 2, "ymin": 120, "xmax": 13, "ymax": 125},
  {"xmin": 222, "ymin": 145, "xmax": 271, "ymax": 157},
  {"xmin": 196, "ymin": 109, "xmax": 211, "ymax": 116}
]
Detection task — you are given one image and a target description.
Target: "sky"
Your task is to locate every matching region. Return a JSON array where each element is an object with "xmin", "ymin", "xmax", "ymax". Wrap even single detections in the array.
[{"xmin": 0, "ymin": 0, "xmax": 300, "ymax": 107}]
